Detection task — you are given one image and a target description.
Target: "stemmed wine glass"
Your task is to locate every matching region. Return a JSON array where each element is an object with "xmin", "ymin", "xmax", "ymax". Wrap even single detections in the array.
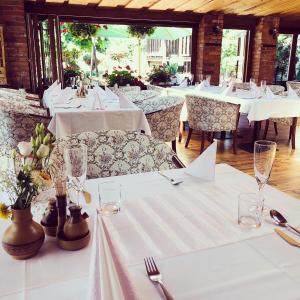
[
  {"xmin": 260, "ymin": 80, "xmax": 267, "ymax": 96},
  {"xmin": 254, "ymin": 140, "xmax": 277, "ymax": 210},
  {"xmin": 64, "ymin": 144, "xmax": 87, "ymax": 206}
]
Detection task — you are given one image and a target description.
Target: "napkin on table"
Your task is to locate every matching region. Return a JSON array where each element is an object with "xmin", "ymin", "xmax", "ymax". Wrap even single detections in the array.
[
  {"xmin": 185, "ymin": 140, "xmax": 217, "ymax": 181},
  {"xmin": 221, "ymin": 83, "xmax": 234, "ymax": 96},
  {"xmin": 105, "ymin": 86, "xmax": 119, "ymax": 101},
  {"xmin": 90, "ymin": 93, "xmax": 105, "ymax": 110},
  {"xmin": 53, "ymin": 87, "xmax": 73, "ymax": 104},
  {"xmin": 287, "ymin": 86, "xmax": 300, "ymax": 99},
  {"xmin": 265, "ymin": 87, "xmax": 275, "ymax": 100},
  {"xmin": 119, "ymin": 94, "xmax": 133, "ymax": 108},
  {"xmin": 194, "ymin": 81, "xmax": 206, "ymax": 91},
  {"xmin": 179, "ymin": 78, "xmax": 188, "ymax": 87}
]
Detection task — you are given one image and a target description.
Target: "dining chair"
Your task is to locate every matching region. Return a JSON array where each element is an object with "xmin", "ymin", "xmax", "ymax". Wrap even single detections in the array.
[
  {"xmin": 185, "ymin": 95, "xmax": 240, "ymax": 154},
  {"xmin": 286, "ymin": 81, "xmax": 300, "ymax": 90},
  {"xmin": 116, "ymin": 89, "xmax": 160, "ymax": 103},
  {"xmin": 0, "ymin": 89, "xmax": 42, "ymax": 107},
  {"xmin": 0, "ymin": 107, "xmax": 51, "ymax": 156},
  {"xmin": 263, "ymin": 117, "xmax": 297, "ymax": 149},
  {"xmin": 49, "ymin": 130, "xmax": 184, "ymax": 179},
  {"xmin": 110, "ymin": 86, "xmax": 141, "ymax": 93},
  {"xmin": 267, "ymin": 85, "xmax": 285, "ymax": 95},
  {"xmin": 234, "ymin": 82, "xmax": 250, "ymax": 90},
  {"xmin": 144, "ymin": 97, "xmax": 184, "ymax": 152},
  {"xmin": 146, "ymin": 85, "xmax": 165, "ymax": 93},
  {"xmin": 0, "ymin": 97, "xmax": 49, "ymax": 116}
]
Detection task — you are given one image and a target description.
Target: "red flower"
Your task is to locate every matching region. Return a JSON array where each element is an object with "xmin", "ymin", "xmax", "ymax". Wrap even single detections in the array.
[
  {"xmin": 126, "ymin": 65, "xmax": 131, "ymax": 70},
  {"xmin": 62, "ymin": 28, "xmax": 68, "ymax": 33},
  {"xmin": 71, "ymin": 65, "xmax": 75, "ymax": 71},
  {"xmin": 118, "ymin": 66, "xmax": 122, "ymax": 69},
  {"xmin": 138, "ymin": 75, "xmax": 142, "ymax": 79},
  {"xmin": 96, "ymin": 24, "xmax": 100, "ymax": 28},
  {"xmin": 103, "ymin": 25, "xmax": 108, "ymax": 30}
]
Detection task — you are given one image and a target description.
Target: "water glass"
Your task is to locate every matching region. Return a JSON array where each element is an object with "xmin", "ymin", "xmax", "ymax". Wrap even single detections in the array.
[
  {"xmin": 98, "ymin": 182, "xmax": 121, "ymax": 215},
  {"xmin": 205, "ymin": 74, "xmax": 211, "ymax": 86},
  {"xmin": 238, "ymin": 193, "xmax": 263, "ymax": 228},
  {"xmin": 64, "ymin": 144, "xmax": 88, "ymax": 204}
]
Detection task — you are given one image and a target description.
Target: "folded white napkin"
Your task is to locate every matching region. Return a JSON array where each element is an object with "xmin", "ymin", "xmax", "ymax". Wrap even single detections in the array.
[
  {"xmin": 179, "ymin": 79, "xmax": 188, "ymax": 87},
  {"xmin": 185, "ymin": 140, "xmax": 217, "ymax": 181},
  {"xmin": 53, "ymin": 87, "xmax": 73, "ymax": 104},
  {"xmin": 287, "ymin": 86, "xmax": 300, "ymax": 99},
  {"xmin": 119, "ymin": 94, "xmax": 133, "ymax": 108},
  {"xmin": 90, "ymin": 93, "xmax": 105, "ymax": 110},
  {"xmin": 222, "ymin": 83, "xmax": 234, "ymax": 96},
  {"xmin": 265, "ymin": 87, "xmax": 275, "ymax": 100},
  {"xmin": 194, "ymin": 81, "xmax": 206, "ymax": 91},
  {"xmin": 94, "ymin": 85, "xmax": 108, "ymax": 99},
  {"xmin": 44, "ymin": 80, "xmax": 59, "ymax": 94},
  {"xmin": 105, "ymin": 86, "xmax": 119, "ymax": 101}
]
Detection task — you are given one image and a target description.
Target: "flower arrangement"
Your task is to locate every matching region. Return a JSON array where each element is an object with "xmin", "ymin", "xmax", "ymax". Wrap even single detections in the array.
[
  {"xmin": 104, "ymin": 66, "xmax": 145, "ymax": 88},
  {"xmin": 0, "ymin": 123, "xmax": 55, "ymax": 218},
  {"xmin": 147, "ymin": 65, "xmax": 171, "ymax": 85},
  {"xmin": 127, "ymin": 25, "xmax": 156, "ymax": 39}
]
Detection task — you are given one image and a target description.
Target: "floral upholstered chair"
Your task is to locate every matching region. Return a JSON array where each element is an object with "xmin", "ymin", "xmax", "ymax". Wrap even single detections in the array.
[
  {"xmin": 49, "ymin": 130, "xmax": 184, "ymax": 179},
  {"xmin": 0, "ymin": 89, "xmax": 41, "ymax": 107},
  {"xmin": 0, "ymin": 97, "xmax": 49, "ymax": 116},
  {"xmin": 234, "ymin": 82, "xmax": 250, "ymax": 90},
  {"xmin": 286, "ymin": 81, "xmax": 300, "ymax": 90},
  {"xmin": 267, "ymin": 85, "xmax": 285, "ymax": 95},
  {"xmin": 144, "ymin": 97, "xmax": 184, "ymax": 152},
  {"xmin": 263, "ymin": 117, "xmax": 297, "ymax": 149},
  {"xmin": 116, "ymin": 89, "xmax": 160, "ymax": 103},
  {"xmin": 110, "ymin": 86, "xmax": 141, "ymax": 94},
  {"xmin": 146, "ymin": 85, "xmax": 165, "ymax": 93},
  {"xmin": 185, "ymin": 95, "xmax": 240, "ymax": 154},
  {"xmin": 0, "ymin": 107, "xmax": 51, "ymax": 157}
]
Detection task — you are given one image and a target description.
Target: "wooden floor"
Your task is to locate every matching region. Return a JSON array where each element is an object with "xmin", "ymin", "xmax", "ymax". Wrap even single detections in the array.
[{"xmin": 176, "ymin": 115, "xmax": 300, "ymax": 200}]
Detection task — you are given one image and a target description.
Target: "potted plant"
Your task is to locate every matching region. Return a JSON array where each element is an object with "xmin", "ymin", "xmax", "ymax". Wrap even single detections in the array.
[
  {"xmin": 0, "ymin": 123, "xmax": 55, "ymax": 259},
  {"xmin": 147, "ymin": 65, "xmax": 171, "ymax": 87}
]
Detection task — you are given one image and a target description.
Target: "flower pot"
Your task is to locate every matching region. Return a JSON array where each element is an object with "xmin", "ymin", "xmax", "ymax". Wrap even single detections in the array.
[{"xmin": 2, "ymin": 207, "xmax": 45, "ymax": 259}]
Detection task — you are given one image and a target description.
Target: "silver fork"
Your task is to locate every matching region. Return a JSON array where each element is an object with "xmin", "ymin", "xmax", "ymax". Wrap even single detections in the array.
[
  {"xmin": 144, "ymin": 257, "xmax": 174, "ymax": 300},
  {"xmin": 158, "ymin": 171, "xmax": 183, "ymax": 186}
]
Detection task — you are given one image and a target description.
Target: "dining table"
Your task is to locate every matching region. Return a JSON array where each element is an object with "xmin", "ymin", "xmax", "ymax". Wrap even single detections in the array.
[
  {"xmin": 44, "ymin": 88, "xmax": 151, "ymax": 139},
  {"xmin": 1, "ymin": 163, "xmax": 300, "ymax": 299}
]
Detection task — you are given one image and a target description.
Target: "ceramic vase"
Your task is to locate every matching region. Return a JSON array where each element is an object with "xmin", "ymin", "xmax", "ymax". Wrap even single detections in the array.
[{"xmin": 2, "ymin": 206, "xmax": 45, "ymax": 259}]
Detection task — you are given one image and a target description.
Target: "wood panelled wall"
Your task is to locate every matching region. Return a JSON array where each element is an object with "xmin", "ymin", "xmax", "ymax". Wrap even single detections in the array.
[{"xmin": 0, "ymin": 0, "xmax": 30, "ymax": 89}]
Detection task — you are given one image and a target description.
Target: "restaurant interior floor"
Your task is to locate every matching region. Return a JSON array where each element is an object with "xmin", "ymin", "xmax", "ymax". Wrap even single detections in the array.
[{"xmin": 177, "ymin": 115, "xmax": 300, "ymax": 200}]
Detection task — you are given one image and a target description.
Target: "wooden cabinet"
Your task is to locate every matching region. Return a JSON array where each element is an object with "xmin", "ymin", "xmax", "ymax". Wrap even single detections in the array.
[{"xmin": 0, "ymin": 26, "xmax": 7, "ymax": 85}]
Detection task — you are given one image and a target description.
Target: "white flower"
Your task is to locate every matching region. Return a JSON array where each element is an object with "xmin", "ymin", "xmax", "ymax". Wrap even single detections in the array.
[
  {"xmin": 36, "ymin": 144, "xmax": 50, "ymax": 158},
  {"xmin": 17, "ymin": 141, "xmax": 33, "ymax": 157}
]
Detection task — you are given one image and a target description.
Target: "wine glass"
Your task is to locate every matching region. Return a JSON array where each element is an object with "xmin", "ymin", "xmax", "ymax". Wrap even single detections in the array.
[
  {"xmin": 70, "ymin": 77, "xmax": 76, "ymax": 89},
  {"xmin": 260, "ymin": 80, "xmax": 267, "ymax": 96},
  {"xmin": 254, "ymin": 140, "xmax": 276, "ymax": 210},
  {"xmin": 64, "ymin": 144, "xmax": 87, "ymax": 206}
]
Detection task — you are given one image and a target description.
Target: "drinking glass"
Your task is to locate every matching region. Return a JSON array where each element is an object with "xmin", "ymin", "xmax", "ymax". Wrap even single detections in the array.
[
  {"xmin": 98, "ymin": 182, "xmax": 121, "ymax": 215},
  {"xmin": 70, "ymin": 77, "xmax": 76, "ymax": 89},
  {"xmin": 64, "ymin": 144, "xmax": 88, "ymax": 205},
  {"xmin": 205, "ymin": 74, "xmax": 211, "ymax": 86},
  {"xmin": 238, "ymin": 193, "xmax": 263, "ymax": 228},
  {"xmin": 254, "ymin": 140, "xmax": 276, "ymax": 208},
  {"xmin": 261, "ymin": 80, "xmax": 267, "ymax": 95}
]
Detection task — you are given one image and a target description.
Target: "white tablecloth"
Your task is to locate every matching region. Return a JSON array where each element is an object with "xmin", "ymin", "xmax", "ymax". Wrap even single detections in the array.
[
  {"xmin": 88, "ymin": 164, "xmax": 300, "ymax": 299},
  {"xmin": 2, "ymin": 164, "xmax": 300, "ymax": 300},
  {"xmin": 167, "ymin": 86, "xmax": 300, "ymax": 122},
  {"xmin": 47, "ymin": 95, "xmax": 151, "ymax": 138}
]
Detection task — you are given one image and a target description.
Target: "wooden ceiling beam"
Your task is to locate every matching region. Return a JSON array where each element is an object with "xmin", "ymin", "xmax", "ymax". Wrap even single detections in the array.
[{"xmin": 24, "ymin": 2, "xmax": 202, "ymax": 25}]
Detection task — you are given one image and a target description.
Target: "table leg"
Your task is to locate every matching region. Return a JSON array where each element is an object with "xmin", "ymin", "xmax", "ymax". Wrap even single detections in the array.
[
  {"xmin": 252, "ymin": 121, "xmax": 261, "ymax": 143},
  {"xmin": 178, "ymin": 121, "xmax": 184, "ymax": 142}
]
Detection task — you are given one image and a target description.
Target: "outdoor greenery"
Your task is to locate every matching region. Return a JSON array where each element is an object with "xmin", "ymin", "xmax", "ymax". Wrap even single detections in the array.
[
  {"xmin": 147, "ymin": 65, "xmax": 171, "ymax": 84},
  {"xmin": 275, "ymin": 34, "xmax": 292, "ymax": 82},
  {"xmin": 127, "ymin": 25, "xmax": 156, "ymax": 39}
]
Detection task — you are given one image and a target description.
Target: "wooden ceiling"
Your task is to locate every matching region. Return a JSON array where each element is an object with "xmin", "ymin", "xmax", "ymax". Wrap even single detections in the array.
[{"xmin": 25, "ymin": 0, "xmax": 300, "ymax": 17}]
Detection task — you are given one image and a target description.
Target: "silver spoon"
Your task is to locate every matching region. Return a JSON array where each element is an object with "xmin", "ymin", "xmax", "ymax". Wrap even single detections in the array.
[
  {"xmin": 270, "ymin": 209, "xmax": 300, "ymax": 236},
  {"xmin": 158, "ymin": 171, "xmax": 183, "ymax": 186}
]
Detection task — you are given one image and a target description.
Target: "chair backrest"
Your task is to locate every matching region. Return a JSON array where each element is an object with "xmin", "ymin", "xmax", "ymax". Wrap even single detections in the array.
[
  {"xmin": 0, "ymin": 98, "xmax": 48, "ymax": 116},
  {"xmin": 267, "ymin": 85, "xmax": 285, "ymax": 94},
  {"xmin": 110, "ymin": 86, "xmax": 141, "ymax": 93},
  {"xmin": 135, "ymin": 95, "xmax": 184, "ymax": 114},
  {"xmin": 234, "ymin": 82, "xmax": 250, "ymax": 90},
  {"xmin": 287, "ymin": 81, "xmax": 300, "ymax": 90},
  {"xmin": 0, "ymin": 108, "xmax": 51, "ymax": 156},
  {"xmin": 186, "ymin": 95, "xmax": 240, "ymax": 132},
  {"xmin": 115, "ymin": 89, "xmax": 160, "ymax": 103},
  {"xmin": 147, "ymin": 84, "xmax": 165, "ymax": 93},
  {"xmin": 49, "ymin": 130, "xmax": 181, "ymax": 179}
]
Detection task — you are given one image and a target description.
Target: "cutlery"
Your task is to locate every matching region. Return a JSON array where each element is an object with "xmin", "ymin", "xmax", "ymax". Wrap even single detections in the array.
[
  {"xmin": 270, "ymin": 209, "xmax": 300, "ymax": 237},
  {"xmin": 274, "ymin": 228, "xmax": 300, "ymax": 247},
  {"xmin": 158, "ymin": 171, "xmax": 183, "ymax": 186},
  {"xmin": 144, "ymin": 257, "xmax": 174, "ymax": 300}
]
